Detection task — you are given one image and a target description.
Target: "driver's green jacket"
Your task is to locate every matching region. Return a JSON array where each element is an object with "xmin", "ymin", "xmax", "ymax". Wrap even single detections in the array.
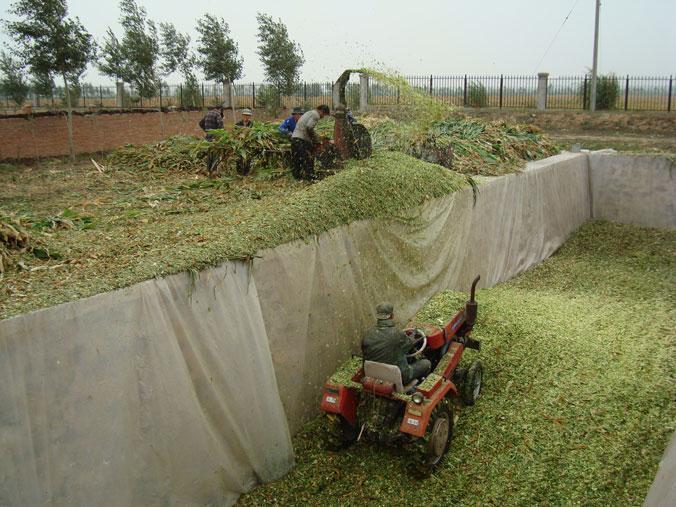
[{"xmin": 361, "ymin": 319, "xmax": 416, "ymax": 383}]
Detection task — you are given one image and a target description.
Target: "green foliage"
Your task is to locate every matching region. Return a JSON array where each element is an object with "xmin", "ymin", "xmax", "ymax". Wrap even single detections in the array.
[
  {"xmin": 368, "ymin": 116, "xmax": 559, "ymax": 176},
  {"xmin": 30, "ymin": 71, "xmax": 55, "ymax": 97},
  {"xmin": 467, "ymin": 81, "xmax": 488, "ymax": 108},
  {"xmin": 0, "ymin": 51, "xmax": 29, "ymax": 106},
  {"xmin": 195, "ymin": 14, "xmax": 242, "ymax": 84},
  {"xmin": 175, "ymin": 75, "xmax": 201, "ymax": 108},
  {"xmin": 97, "ymin": 28, "xmax": 126, "ymax": 83},
  {"xmin": 256, "ymin": 12, "xmax": 304, "ymax": 96},
  {"xmin": 255, "ymin": 83, "xmax": 281, "ymax": 115},
  {"xmin": 201, "ymin": 123, "xmax": 291, "ymax": 174},
  {"xmin": 5, "ymin": 0, "xmax": 96, "ymax": 84},
  {"xmin": 116, "ymin": 0, "xmax": 160, "ymax": 98},
  {"xmin": 581, "ymin": 73, "xmax": 620, "ymax": 110}
]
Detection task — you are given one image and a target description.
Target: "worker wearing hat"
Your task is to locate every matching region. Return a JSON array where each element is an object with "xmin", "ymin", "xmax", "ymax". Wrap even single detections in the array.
[
  {"xmin": 290, "ymin": 104, "xmax": 330, "ymax": 180},
  {"xmin": 362, "ymin": 302, "xmax": 432, "ymax": 385},
  {"xmin": 236, "ymin": 108, "xmax": 254, "ymax": 128},
  {"xmin": 278, "ymin": 106, "xmax": 303, "ymax": 138}
]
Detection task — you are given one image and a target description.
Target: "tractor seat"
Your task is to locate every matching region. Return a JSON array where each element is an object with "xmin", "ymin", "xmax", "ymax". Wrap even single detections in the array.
[{"xmin": 363, "ymin": 360, "xmax": 418, "ymax": 393}]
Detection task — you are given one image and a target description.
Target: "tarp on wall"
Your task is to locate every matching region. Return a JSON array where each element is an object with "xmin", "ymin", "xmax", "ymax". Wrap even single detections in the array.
[
  {"xmin": 0, "ymin": 263, "xmax": 293, "ymax": 506},
  {"xmin": 253, "ymin": 152, "xmax": 591, "ymax": 430},
  {"xmin": 589, "ymin": 153, "xmax": 676, "ymax": 230}
]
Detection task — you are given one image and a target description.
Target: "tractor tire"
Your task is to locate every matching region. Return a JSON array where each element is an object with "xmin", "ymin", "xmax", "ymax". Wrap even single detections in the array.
[
  {"xmin": 462, "ymin": 360, "xmax": 483, "ymax": 406},
  {"xmin": 410, "ymin": 399, "xmax": 453, "ymax": 474},
  {"xmin": 323, "ymin": 414, "xmax": 358, "ymax": 451},
  {"xmin": 350, "ymin": 123, "xmax": 372, "ymax": 159}
]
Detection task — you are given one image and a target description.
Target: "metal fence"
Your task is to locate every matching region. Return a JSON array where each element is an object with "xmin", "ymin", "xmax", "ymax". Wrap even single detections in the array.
[{"xmin": 1, "ymin": 74, "xmax": 673, "ymax": 114}]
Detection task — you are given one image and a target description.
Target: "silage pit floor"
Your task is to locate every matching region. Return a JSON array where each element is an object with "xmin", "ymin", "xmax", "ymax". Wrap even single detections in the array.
[{"xmin": 239, "ymin": 220, "xmax": 675, "ymax": 506}]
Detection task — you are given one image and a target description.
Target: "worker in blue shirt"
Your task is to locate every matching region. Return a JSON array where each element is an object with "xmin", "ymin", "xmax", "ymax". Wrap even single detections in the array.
[{"xmin": 278, "ymin": 106, "xmax": 304, "ymax": 138}]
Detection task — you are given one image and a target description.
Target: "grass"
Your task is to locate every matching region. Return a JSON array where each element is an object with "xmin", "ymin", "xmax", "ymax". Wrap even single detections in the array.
[
  {"xmin": 238, "ymin": 220, "xmax": 675, "ymax": 506},
  {"xmin": 0, "ymin": 151, "xmax": 471, "ymax": 320}
]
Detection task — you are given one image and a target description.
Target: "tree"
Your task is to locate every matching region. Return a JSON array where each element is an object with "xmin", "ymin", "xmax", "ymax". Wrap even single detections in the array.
[
  {"xmin": 256, "ymin": 13, "xmax": 304, "ymax": 96},
  {"xmin": 160, "ymin": 22, "xmax": 199, "ymax": 108},
  {"xmin": 0, "ymin": 51, "xmax": 29, "ymax": 107},
  {"xmin": 117, "ymin": 0, "xmax": 160, "ymax": 99},
  {"xmin": 4, "ymin": 0, "xmax": 96, "ymax": 161},
  {"xmin": 195, "ymin": 14, "xmax": 242, "ymax": 87},
  {"xmin": 98, "ymin": 28, "xmax": 127, "ymax": 84}
]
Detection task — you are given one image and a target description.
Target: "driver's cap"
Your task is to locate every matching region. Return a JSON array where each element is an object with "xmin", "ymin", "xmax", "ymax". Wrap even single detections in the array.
[{"xmin": 376, "ymin": 302, "xmax": 393, "ymax": 320}]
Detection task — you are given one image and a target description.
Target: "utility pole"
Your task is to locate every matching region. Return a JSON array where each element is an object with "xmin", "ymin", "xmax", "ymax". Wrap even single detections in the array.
[{"xmin": 589, "ymin": 0, "xmax": 601, "ymax": 111}]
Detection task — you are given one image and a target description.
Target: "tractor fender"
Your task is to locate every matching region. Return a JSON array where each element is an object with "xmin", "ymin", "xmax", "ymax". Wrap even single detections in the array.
[
  {"xmin": 399, "ymin": 380, "xmax": 457, "ymax": 437},
  {"xmin": 321, "ymin": 384, "xmax": 359, "ymax": 425}
]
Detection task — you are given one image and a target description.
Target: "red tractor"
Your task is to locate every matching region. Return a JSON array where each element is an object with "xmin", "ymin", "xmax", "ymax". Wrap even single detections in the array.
[{"xmin": 320, "ymin": 276, "xmax": 483, "ymax": 471}]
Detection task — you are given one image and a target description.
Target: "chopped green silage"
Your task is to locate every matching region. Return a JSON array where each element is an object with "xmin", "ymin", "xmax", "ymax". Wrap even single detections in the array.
[
  {"xmin": 0, "ymin": 151, "xmax": 471, "ymax": 319},
  {"xmin": 238, "ymin": 221, "xmax": 675, "ymax": 507},
  {"xmin": 328, "ymin": 356, "xmax": 364, "ymax": 390},
  {"xmin": 367, "ymin": 115, "xmax": 560, "ymax": 176}
]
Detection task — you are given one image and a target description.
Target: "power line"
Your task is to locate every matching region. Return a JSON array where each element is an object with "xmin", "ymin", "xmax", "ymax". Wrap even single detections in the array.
[{"xmin": 534, "ymin": 0, "xmax": 582, "ymax": 73}]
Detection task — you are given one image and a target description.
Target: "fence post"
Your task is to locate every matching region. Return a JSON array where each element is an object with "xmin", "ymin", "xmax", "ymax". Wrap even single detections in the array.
[
  {"xmin": 83, "ymin": 86, "xmax": 86, "ymax": 108},
  {"xmin": 536, "ymin": 72, "xmax": 549, "ymax": 111},
  {"xmin": 159, "ymin": 85, "xmax": 163, "ymax": 110},
  {"xmin": 304, "ymin": 82, "xmax": 307, "ymax": 104},
  {"xmin": 201, "ymin": 83, "xmax": 204, "ymax": 109},
  {"xmin": 463, "ymin": 75, "xmax": 468, "ymax": 107},
  {"xmin": 396, "ymin": 86, "xmax": 400, "ymax": 104},
  {"xmin": 252, "ymin": 83, "xmax": 256, "ymax": 109},
  {"xmin": 429, "ymin": 74, "xmax": 433, "ymax": 95},
  {"xmin": 668, "ymin": 75, "xmax": 673, "ymax": 112},
  {"xmin": 624, "ymin": 75, "xmax": 629, "ymax": 111},
  {"xmin": 359, "ymin": 73, "xmax": 369, "ymax": 112},
  {"xmin": 499, "ymin": 75, "xmax": 504, "ymax": 108},
  {"xmin": 140, "ymin": 93, "xmax": 143, "ymax": 108},
  {"xmin": 179, "ymin": 84, "xmax": 183, "ymax": 108},
  {"xmin": 582, "ymin": 75, "xmax": 588, "ymax": 109},
  {"xmin": 99, "ymin": 85, "xmax": 103, "ymax": 108}
]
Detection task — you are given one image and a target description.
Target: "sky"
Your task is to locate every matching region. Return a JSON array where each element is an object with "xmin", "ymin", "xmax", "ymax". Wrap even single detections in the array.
[{"xmin": 1, "ymin": 0, "xmax": 674, "ymax": 84}]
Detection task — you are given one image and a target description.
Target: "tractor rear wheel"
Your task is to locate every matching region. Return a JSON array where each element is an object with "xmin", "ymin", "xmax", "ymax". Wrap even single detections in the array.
[
  {"xmin": 323, "ymin": 414, "xmax": 358, "ymax": 451},
  {"xmin": 410, "ymin": 399, "xmax": 453, "ymax": 473},
  {"xmin": 462, "ymin": 360, "xmax": 483, "ymax": 406}
]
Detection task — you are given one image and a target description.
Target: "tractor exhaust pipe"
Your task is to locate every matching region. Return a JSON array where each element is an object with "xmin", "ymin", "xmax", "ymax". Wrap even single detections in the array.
[{"xmin": 464, "ymin": 275, "xmax": 481, "ymax": 326}]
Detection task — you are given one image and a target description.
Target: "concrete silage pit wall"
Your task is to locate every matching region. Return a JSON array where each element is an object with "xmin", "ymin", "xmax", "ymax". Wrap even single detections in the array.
[{"xmin": 0, "ymin": 152, "xmax": 673, "ymax": 505}]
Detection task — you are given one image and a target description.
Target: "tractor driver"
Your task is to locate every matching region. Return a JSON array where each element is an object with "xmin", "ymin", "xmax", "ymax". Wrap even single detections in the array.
[{"xmin": 362, "ymin": 302, "xmax": 432, "ymax": 385}]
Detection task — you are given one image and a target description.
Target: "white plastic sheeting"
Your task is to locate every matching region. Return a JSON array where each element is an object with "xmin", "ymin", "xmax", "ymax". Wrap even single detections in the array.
[
  {"xmin": 253, "ymin": 152, "xmax": 591, "ymax": 430},
  {"xmin": 0, "ymin": 263, "xmax": 292, "ymax": 506},
  {"xmin": 589, "ymin": 153, "xmax": 676, "ymax": 230}
]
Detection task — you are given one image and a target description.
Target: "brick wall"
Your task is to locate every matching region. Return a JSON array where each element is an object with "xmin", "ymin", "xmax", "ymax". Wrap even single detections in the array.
[{"xmin": 0, "ymin": 109, "xmax": 277, "ymax": 160}]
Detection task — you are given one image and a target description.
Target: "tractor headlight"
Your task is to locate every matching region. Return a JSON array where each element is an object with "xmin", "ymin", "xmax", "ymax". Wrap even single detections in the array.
[{"xmin": 412, "ymin": 392, "xmax": 424, "ymax": 405}]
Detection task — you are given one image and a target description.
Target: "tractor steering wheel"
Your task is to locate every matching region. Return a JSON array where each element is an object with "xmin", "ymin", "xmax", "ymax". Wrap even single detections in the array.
[{"xmin": 406, "ymin": 328, "xmax": 427, "ymax": 358}]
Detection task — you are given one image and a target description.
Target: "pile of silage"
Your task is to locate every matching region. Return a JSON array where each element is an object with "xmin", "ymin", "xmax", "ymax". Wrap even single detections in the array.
[
  {"xmin": 368, "ymin": 115, "xmax": 560, "ymax": 176},
  {"xmin": 239, "ymin": 220, "xmax": 675, "ymax": 506},
  {"xmin": 0, "ymin": 152, "xmax": 473, "ymax": 319}
]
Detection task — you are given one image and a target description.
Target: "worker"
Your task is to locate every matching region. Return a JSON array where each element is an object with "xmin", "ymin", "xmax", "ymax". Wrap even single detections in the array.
[
  {"xmin": 235, "ymin": 108, "xmax": 254, "ymax": 127},
  {"xmin": 290, "ymin": 104, "xmax": 330, "ymax": 180},
  {"xmin": 198, "ymin": 104, "xmax": 224, "ymax": 174},
  {"xmin": 362, "ymin": 302, "xmax": 431, "ymax": 385},
  {"xmin": 278, "ymin": 106, "xmax": 303, "ymax": 138}
]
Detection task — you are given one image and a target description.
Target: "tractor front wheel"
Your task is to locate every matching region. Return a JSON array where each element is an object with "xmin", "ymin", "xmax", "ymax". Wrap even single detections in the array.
[
  {"xmin": 462, "ymin": 360, "xmax": 483, "ymax": 406},
  {"xmin": 411, "ymin": 399, "xmax": 453, "ymax": 473}
]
